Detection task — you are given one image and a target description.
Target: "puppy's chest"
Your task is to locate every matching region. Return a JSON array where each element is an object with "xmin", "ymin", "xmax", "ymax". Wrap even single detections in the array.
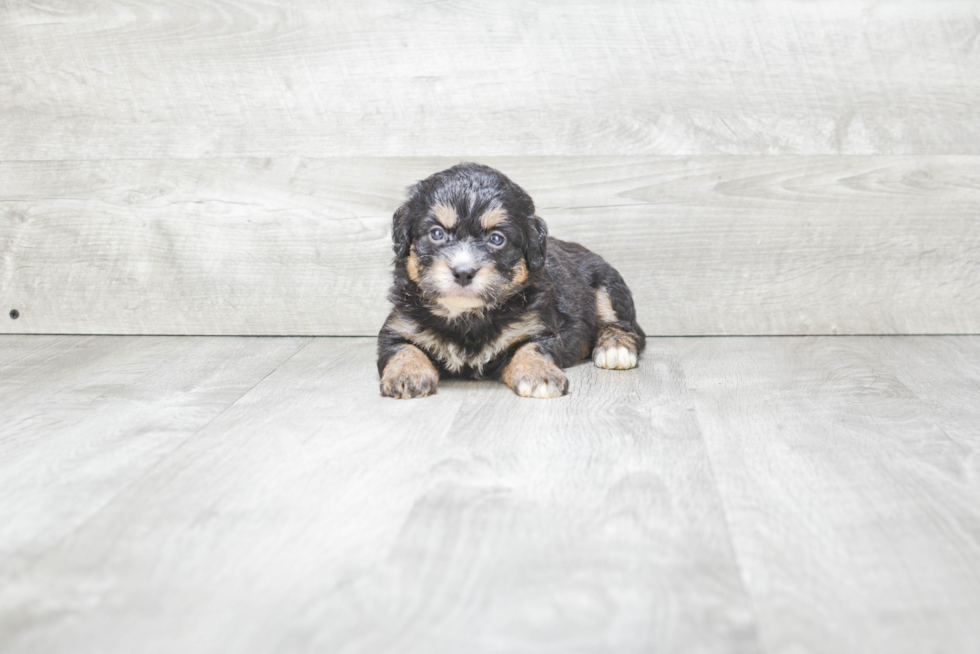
[
  {"xmin": 402, "ymin": 314, "xmax": 544, "ymax": 377},
  {"xmin": 422, "ymin": 334, "xmax": 505, "ymax": 378}
]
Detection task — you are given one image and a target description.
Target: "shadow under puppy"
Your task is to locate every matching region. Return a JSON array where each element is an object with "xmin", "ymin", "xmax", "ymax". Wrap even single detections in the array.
[{"xmin": 378, "ymin": 163, "xmax": 645, "ymax": 399}]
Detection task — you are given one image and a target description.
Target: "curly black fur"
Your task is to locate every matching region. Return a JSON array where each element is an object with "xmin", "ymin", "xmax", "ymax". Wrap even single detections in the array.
[{"xmin": 378, "ymin": 163, "xmax": 645, "ymax": 398}]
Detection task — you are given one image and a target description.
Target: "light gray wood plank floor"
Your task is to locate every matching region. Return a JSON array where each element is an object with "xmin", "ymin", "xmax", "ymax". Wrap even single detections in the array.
[
  {"xmin": 1, "ymin": 335, "xmax": 978, "ymax": 653},
  {"xmin": 0, "ymin": 335, "xmax": 311, "ymax": 581}
]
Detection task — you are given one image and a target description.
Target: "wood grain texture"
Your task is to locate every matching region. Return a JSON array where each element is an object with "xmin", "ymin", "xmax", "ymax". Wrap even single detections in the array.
[
  {"xmin": 3, "ymin": 156, "xmax": 979, "ymax": 336},
  {"xmin": 682, "ymin": 336, "xmax": 980, "ymax": 654},
  {"xmin": 0, "ymin": 334, "xmax": 309, "ymax": 582},
  {"xmin": 0, "ymin": 336, "xmax": 759, "ymax": 654},
  {"xmin": 2, "ymin": 334, "xmax": 979, "ymax": 652},
  {"xmin": 1, "ymin": 0, "xmax": 978, "ymax": 159},
  {"xmin": 317, "ymin": 344, "xmax": 757, "ymax": 653}
]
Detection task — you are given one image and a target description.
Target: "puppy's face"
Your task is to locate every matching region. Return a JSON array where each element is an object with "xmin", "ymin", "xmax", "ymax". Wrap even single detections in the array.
[{"xmin": 391, "ymin": 164, "xmax": 548, "ymax": 317}]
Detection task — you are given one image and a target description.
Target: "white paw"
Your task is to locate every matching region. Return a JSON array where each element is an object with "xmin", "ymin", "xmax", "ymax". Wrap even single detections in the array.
[
  {"xmin": 593, "ymin": 345, "xmax": 638, "ymax": 370},
  {"xmin": 515, "ymin": 377, "xmax": 566, "ymax": 399},
  {"xmin": 503, "ymin": 344, "xmax": 570, "ymax": 398}
]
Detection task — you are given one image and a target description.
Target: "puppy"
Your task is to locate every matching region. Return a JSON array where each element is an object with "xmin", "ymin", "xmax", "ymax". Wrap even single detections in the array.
[{"xmin": 377, "ymin": 163, "xmax": 645, "ymax": 399}]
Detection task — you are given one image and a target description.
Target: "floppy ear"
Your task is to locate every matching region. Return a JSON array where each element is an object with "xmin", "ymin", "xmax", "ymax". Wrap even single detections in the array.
[
  {"xmin": 391, "ymin": 202, "xmax": 413, "ymax": 259},
  {"xmin": 524, "ymin": 214, "xmax": 548, "ymax": 271}
]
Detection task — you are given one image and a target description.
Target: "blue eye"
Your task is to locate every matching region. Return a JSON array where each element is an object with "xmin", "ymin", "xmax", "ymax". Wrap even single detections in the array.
[
  {"xmin": 430, "ymin": 227, "xmax": 446, "ymax": 241},
  {"xmin": 488, "ymin": 232, "xmax": 505, "ymax": 247}
]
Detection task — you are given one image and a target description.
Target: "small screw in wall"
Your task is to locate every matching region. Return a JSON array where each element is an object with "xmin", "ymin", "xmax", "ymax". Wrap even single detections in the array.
[{"xmin": 9, "ymin": 309, "xmax": 19, "ymax": 319}]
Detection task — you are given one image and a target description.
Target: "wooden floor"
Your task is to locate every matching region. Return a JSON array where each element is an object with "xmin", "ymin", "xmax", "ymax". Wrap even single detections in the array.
[{"xmin": 1, "ymin": 335, "xmax": 979, "ymax": 653}]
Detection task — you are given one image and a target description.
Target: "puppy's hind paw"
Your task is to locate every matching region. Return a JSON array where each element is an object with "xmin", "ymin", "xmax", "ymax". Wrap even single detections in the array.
[{"xmin": 593, "ymin": 344, "xmax": 638, "ymax": 370}]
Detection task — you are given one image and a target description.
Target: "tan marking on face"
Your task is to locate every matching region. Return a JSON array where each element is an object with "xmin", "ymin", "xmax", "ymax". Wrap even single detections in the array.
[
  {"xmin": 406, "ymin": 245, "xmax": 421, "ymax": 282},
  {"xmin": 596, "ymin": 286, "xmax": 618, "ymax": 323},
  {"xmin": 480, "ymin": 205, "xmax": 508, "ymax": 230},
  {"xmin": 380, "ymin": 344, "xmax": 439, "ymax": 399},
  {"xmin": 428, "ymin": 258, "xmax": 451, "ymax": 278},
  {"xmin": 502, "ymin": 342, "xmax": 568, "ymax": 399},
  {"xmin": 424, "ymin": 259, "xmax": 483, "ymax": 315},
  {"xmin": 510, "ymin": 259, "xmax": 528, "ymax": 285},
  {"xmin": 424, "ymin": 259, "xmax": 510, "ymax": 318},
  {"xmin": 433, "ymin": 203, "xmax": 457, "ymax": 229},
  {"xmin": 426, "ymin": 259, "xmax": 461, "ymax": 294}
]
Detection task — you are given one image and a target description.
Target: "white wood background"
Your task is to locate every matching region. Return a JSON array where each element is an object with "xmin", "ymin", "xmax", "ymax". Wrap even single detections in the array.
[{"xmin": 2, "ymin": 0, "xmax": 979, "ymax": 335}]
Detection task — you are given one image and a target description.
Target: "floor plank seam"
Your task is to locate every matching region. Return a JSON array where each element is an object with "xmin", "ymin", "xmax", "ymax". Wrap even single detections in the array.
[{"xmin": 688, "ymin": 397, "xmax": 771, "ymax": 654}]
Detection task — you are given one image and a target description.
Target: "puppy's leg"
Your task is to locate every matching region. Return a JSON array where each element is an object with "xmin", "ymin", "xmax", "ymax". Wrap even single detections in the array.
[
  {"xmin": 378, "ymin": 319, "xmax": 439, "ymax": 399},
  {"xmin": 593, "ymin": 322, "xmax": 638, "ymax": 369},
  {"xmin": 592, "ymin": 280, "xmax": 645, "ymax": 370},
  {"xmin": 379, "ymin": 343, "xmax": 439, "ymax": 399},
  {"xmin": 501, "ymin": 342, "xmax": 569, "ymax": 399}
]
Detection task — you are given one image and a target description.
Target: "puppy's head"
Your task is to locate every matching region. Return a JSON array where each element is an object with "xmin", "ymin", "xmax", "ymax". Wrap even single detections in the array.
[{"xmin": 391, "ymin": 163, "xmax": 548, "ymax": 316}]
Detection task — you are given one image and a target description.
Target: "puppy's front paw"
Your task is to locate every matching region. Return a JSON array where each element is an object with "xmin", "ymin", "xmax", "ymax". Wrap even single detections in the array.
[
  {"xmin": 511, "ymin": 368, "xmax": 568, "ymax": 398},
  {"xmin": 380, "ymin": 345, "xmax": 439, "ymax": 399},
  {"xmin": 593, "ymin": 344, "xmax": 638, "ymax": 370},
  {"xmin": 502, "ymin": 343, "xmax": 569, "ymax": 399}
]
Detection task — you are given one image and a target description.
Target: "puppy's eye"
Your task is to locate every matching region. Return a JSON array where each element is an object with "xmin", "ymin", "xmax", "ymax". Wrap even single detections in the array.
[
  {"xmin": 488, "ymin": 232, "xmax": 506, "ymax": 247},
  {"xmin": 430, "ymin": 227, "xmax": 446, "ymax": 242}
]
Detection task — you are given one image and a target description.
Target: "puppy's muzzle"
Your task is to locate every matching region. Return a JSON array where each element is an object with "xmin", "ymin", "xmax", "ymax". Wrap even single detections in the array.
[{"xmin": 451, "ymin": 265, "xmax": 477, "ymax": 287}]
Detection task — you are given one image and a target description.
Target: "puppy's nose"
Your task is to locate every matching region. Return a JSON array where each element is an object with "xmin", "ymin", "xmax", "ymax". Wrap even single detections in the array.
[{"xmin": 451, "ymin": 265, "xmax": 477, "ymax": 287}]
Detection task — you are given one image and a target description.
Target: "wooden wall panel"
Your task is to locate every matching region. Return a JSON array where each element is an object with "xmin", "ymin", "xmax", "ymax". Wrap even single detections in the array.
[
  {"xmin": 3, "ymin": 157, "xmax": 978, "ymax": 335},
  {"xmin": 1, "ymin": 0, "xmax": 978, "ymax": 159},
  {"xmin": 2, "ymin": 1, "xmax": 978, "ymax": 335}
]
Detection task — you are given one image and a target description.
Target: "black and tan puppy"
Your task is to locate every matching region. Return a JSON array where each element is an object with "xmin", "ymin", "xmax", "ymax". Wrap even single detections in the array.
[{"xmin": 377, "ymin": 163, "xmax": 645, "ymax": 399}]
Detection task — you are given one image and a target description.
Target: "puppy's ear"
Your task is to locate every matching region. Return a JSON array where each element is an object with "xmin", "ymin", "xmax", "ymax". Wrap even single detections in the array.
[
  {"xmin": 391, "ymin": 202, "xmax": 413, "ymax": 259},
  {"xmin": 524, "ymin": 214, "xmax": 548, "ymax": 271}
]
